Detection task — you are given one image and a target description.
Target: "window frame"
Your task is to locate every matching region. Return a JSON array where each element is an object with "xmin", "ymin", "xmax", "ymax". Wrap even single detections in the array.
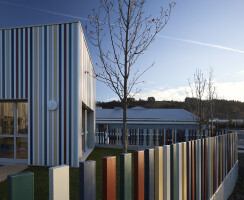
[{"xmin": 0, "ymin": 100, "xmax": 28, "ymax": 164}]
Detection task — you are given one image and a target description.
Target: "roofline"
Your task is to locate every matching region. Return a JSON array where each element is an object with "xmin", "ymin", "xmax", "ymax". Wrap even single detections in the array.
[{"xmin": 0, "ymin": 21, "xmax": 80, "ymax": 31}]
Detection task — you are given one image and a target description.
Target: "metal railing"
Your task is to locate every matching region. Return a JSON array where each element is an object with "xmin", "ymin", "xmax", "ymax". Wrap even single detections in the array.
[{"xmin": 95, "ymin": 128, "xmax": 229, "ymax": 147}]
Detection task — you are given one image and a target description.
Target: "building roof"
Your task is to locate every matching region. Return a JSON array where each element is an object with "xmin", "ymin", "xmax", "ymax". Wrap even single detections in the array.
[
  {"xmin": 96, "ymin": 106, "xmax": 196, "ymax": 122},
  {"xmin": 0, "ymin": 21, "xmax": 80, "ymax": 31}
]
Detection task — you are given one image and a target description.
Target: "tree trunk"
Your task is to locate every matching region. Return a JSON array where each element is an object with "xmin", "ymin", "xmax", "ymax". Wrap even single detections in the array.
[
  {"xmin": 122, "ymin": 0, "xmax": 130, "ymax": 153},
  {"xmin": 122, "ymin": 103, "xmax": 127, "ymax": 153}
]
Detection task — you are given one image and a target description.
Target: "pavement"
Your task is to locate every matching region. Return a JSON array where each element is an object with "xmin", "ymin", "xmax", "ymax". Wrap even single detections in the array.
[
  {"xmin": 237, "ymin": 130, "xmax": 244, "ymax": 153},
  {"xmin": 0, "ymin": 148, "xmax": 94, "ymax": 182},
  {"xmin": 0, "ymin": 165, "xmax": 27, "ymax": 182}
]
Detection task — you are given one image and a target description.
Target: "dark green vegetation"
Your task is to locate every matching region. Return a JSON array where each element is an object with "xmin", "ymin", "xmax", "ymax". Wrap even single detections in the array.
[
  {"xmin": 0, "ymin": 148, "xmax": 134, "ymax": 200},
  {"xmin": 228, "ymin": 153, "xmax": 244, "ymax": 200}
]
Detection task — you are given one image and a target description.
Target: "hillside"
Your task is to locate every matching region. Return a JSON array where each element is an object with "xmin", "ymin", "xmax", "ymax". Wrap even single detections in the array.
[{"xmin": 96, "ymin": 98, "xmax": 244, "ymax": 120}]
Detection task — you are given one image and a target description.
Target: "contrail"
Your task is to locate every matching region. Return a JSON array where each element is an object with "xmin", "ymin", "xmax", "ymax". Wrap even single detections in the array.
[
  {"xmin": 158, "ymin": 35, "xmax": 244, "ymax": 54},
  {"xmin": 0, "ymin": 0, "xmax": 89, "ymax": 22},
  {"xmin": 1, "ymin": 0, "xmax": 244, "ymax": 55}
]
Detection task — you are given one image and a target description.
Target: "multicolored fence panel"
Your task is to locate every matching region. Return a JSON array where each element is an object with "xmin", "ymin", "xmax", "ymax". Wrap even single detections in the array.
[
  {"xmin": 96, "ymin": 132, "xmax": 237, "ymax": 200},
  {"xmin": 96, "ymin": 128, "xmax": 228, "ymax": 147},
  {"xmin": 8, "ymin": 132, "xmax": 238, "ymax": 200}
]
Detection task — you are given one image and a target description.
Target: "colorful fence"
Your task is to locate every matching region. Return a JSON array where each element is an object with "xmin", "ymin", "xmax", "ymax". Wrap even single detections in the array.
[
  {"xmin": 96, "ymin": 128, "xmax": 228, "ymax": 146},
  {"xmin": 7, "ymin": 132, "xmax": 238, "ymax": 200}
]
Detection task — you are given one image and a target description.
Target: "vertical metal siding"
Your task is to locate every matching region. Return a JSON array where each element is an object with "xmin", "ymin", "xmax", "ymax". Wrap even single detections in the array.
[{"xmin": 0, "ymin": 22, "xmax": 95, "ymax": 167}]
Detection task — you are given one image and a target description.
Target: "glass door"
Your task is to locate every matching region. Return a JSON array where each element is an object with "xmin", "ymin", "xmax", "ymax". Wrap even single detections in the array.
[{"xmin": 0, "ymin": 102, "xmax": 28, "ymax": 164}]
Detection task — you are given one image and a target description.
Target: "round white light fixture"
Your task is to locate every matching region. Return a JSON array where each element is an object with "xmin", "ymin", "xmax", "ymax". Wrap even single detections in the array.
[{"xmin": 48, "ymin": 100, "xmax": 58, "ymax": 111}]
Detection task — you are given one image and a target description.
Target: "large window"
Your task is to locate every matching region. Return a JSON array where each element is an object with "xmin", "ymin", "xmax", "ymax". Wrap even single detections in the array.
[{"xmin": 0, "ymin": 102, "xmax": 28, "ymax": 161}]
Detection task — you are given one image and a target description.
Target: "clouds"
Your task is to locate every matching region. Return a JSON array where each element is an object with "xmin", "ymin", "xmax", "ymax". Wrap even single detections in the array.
[
  {"xmin": 133, "ymin": 86, "xmax": 187, "ymax": 101},
  {"xmin": 216, "ymin": 81, "xmax": 244, "ymax": 101},
  {"xmin": 130, "ymin": 81, "xmax": 244, "ymax": 102}
]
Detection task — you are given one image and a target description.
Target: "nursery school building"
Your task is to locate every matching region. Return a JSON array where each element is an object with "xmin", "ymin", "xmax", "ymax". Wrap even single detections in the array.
[{"xmin": 0, "ymin": 21, "xmax": 95, "ymax": 167}]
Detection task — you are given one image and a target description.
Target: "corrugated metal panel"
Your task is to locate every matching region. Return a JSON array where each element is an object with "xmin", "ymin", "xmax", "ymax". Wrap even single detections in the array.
[{"xmin": 0, "ymin": 22, "xmax": 95, "ymax": 167}]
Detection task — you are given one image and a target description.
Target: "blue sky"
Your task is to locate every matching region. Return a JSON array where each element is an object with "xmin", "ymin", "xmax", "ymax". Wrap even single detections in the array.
[{"xmin": 0, "ymin": 0, "xmax": 244, "ymax": 102}]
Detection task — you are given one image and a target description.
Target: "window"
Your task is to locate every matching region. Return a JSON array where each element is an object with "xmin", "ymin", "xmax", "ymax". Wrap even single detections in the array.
[{"xmin": 0, "ymin": 102, "xmax": 28, "ymax": 161}]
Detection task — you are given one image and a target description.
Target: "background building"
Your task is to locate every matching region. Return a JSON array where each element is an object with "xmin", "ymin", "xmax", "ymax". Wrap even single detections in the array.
[
  {"xmin": 0, "ymin": 21, "xmax": 95, "ymax": 167},
  {"xmin": 96, "ymin": 106, "xmax": 197, "ymax": 130}
]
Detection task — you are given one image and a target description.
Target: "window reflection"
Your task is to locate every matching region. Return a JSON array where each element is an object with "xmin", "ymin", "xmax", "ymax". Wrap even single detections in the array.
[
  {"xmin": 0, "ymin": 102, "xmax": 28, "ymax": 160},
  {"xmin": 0, "ymin": 137, "xmax": 14, "ymax": 158},
  {"xmin": 0, "ymin": 103, "xmax": 14, "ymax": 135},
  {"xmin": 16, "ymin": 137, "xmax": 28, "ymax": 159},
  {"xmin": 17, "ymin": 103, "xmax": 28, "ymax": 135}
]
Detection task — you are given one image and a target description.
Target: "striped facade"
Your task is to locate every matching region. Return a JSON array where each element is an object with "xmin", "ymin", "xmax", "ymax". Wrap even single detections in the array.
[{"xmin": 0, "ymin": 21, "xmax": 95, "ymax": 167}]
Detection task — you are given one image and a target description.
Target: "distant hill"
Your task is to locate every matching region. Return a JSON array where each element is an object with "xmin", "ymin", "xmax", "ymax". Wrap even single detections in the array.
[{"xmin": 96, "ymin": 98, "xmax": 244, "ymax": 120}]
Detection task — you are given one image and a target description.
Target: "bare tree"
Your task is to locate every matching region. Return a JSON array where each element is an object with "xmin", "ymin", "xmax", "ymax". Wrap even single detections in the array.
[
  {"xmin": 86, "ymin": 0, "xmax": 175, "ymax": 152},
  {"xmin": 206, "ymin": 67, "xmax": 217, "ymax": 133},
  {"xmin": 186, "ymin": 69, "xmax": 207, "ymax": 138}
]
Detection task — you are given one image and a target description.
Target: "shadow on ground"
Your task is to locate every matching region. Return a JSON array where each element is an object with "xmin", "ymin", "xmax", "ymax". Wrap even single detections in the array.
[{"xmin": 228, "ymin": 153, "xmax": 244, "ymax": 200}]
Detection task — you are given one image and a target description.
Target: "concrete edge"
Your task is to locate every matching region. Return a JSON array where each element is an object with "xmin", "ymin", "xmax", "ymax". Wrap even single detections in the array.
[{"xmin": 211, "ymin": 161, "xmax": 238, "ymax": 200}]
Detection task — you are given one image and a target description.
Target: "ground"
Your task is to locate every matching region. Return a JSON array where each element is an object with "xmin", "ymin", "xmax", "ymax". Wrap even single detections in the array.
[{"xmin": 0, "ymin": 148, "xmax": 133, "ymax": 200}]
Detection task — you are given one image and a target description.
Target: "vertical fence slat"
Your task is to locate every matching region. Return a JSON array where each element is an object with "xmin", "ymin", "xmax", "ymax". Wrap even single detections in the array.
[
  {"xmin": 195, "ymin": 140, "xmax": 201, "ymax": 200},
  {"xmin": 102, "ymin": 156, "xmax": 116, "ymax": 200},
  {"xmin": 79, "ymin": 161, "xmax": 96, "ymax": 200},
  {"xmin": 191, "ymin": 140, "xmax": 195, "ymax": 200},
  {"xmin": 8, "ymin": 172, "xmax": 34, "ymax": 200},
  {"xmin": 163, "ymin": 145, "xmax": 171, "ymax": 200},
  {"xmin": 172, "ymin": 129, "xmax": 174, "ymax": 144},
  {"xmin": 120, "ymin": 153, "xmax": 132, "ymax": 200},
  {"xmin": 182, "ymin": 142, "xmax": 187, "ymax": 200},
  {"xmin": 134, "ymin": 150, "xmax": 144, "ymax": 200},
  {"xmin": 204, "ymin": 138, "xmax": 208, "ymax": 200},
  {"xmin": 155, "ymin": 147, "xmax": 163, "ymax": 200},
  {"xmin": 156, "ymin": 129, "xmax": 159, "ymax": 146},
  {"xmin": 145, "ymin": 149, "xmax": 154, "ymax": 200},
  {"xmin": 49, "ymin": 165, "xmax": 69, "ymax": 200},
  {"xmin": 172, "ymin": 143, "xmax": 181, "ymax": 200},
  {"xmin": 178, "ymin": 143, "xmax": 183, "ymax": 200},
  {"xmin": 210, "ymin": 137, "xmax": 213, "ymax": 197},
  {"xmin": 187, "ymin": 141, "xmax": 192, "ymax": 200},
  {"xmin": 150, "ymin": 129, "xmax": 153, "ymax": 147},
  {"xmin": 144, "ymin": 129, "xmax": 147, "ymax": 147},
  {"xmin": 137, "ymin": 129, "xmax": 139, "ymax": 146}
]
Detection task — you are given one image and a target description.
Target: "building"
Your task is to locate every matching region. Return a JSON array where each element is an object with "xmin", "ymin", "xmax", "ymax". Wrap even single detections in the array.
[
  {"xmin": 96, "ymin": 106, "xmax": 197, "ymax": 130},
  {"xmin": 0, "ymin": 21, "xmax": 95, "ymax": 167}
]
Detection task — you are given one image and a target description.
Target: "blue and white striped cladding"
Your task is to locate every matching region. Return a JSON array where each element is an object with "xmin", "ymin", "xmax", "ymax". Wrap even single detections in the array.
[{"xmin": 0, "ymin": 22, "xmax": 95, "ymax": 167}]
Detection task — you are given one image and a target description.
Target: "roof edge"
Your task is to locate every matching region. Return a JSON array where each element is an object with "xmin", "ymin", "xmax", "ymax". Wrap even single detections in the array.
[{"xmin": 0, "ymin": 21, "xmax": 80, "ymax": 31}]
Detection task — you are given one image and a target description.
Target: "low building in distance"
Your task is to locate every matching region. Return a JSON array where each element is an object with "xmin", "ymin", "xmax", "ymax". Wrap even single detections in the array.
[{"xmin": 96, "ymin": 106, "xmax": 197, "ymax": 131}]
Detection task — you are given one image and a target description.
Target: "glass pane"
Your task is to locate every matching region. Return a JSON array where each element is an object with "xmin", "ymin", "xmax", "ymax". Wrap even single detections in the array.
[
  {"xmin": 0, "ymin": 137, "xmax": 14, "ymax": 158},
  {"xmin": 0, "ymin": 103, "xmax": 14, "ymax": 135},
  {"xmin": 17, "ymin": 103, "xmax": 28, "ymax": 135},
  {"xmin": 16, "ymin": 137, "xmax": 28, "ymax": 159}
]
